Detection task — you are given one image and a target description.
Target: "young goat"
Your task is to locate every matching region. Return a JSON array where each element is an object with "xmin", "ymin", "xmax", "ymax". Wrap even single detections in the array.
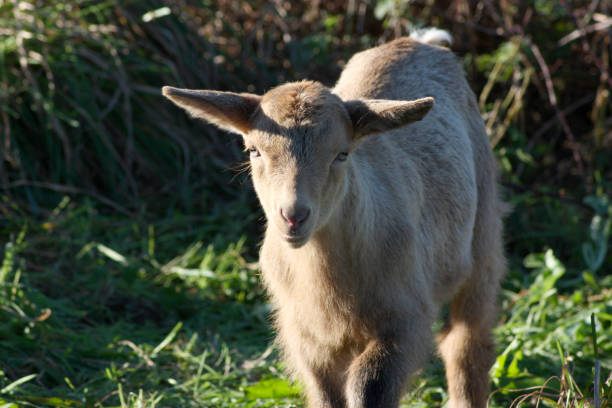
[{"xmin": 163, "ymin": 30, "xmax": 506, "ymax": 408}]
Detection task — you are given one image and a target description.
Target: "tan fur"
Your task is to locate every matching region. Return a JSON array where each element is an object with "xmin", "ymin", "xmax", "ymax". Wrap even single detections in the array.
[{"xmin": 163, "ymin": 35, "xmax": 506, "ymax": 408}]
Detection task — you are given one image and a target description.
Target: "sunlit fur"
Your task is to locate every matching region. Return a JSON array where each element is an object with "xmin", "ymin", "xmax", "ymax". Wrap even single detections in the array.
[{"xmin": 163, "ymin": 34, "xmax": 506, "ymax": 408}]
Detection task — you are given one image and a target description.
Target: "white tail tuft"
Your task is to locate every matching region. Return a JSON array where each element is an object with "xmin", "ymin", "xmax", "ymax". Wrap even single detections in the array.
[{"xmin": 409, "ymin": 28, "xmax": 453, "ymax": 48}]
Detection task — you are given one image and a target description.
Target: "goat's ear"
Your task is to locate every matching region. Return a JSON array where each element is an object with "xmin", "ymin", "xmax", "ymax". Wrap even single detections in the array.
[
  {"xmin": 162, "ymin": 86, "xmax": 261, "ymax": 135},
  {"xmin": 344, "ymin": 97, "xmax": 434, "ymax": 139}
]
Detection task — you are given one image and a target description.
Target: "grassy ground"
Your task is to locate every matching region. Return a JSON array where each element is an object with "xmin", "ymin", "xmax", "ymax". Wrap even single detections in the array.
[
  {"xmin": 1, "ymin": 0, "xmax": 611, "ymax": 407},
  {"xmin": 1, "ymin": 190, "xmax": 611, "ymax": 407}
]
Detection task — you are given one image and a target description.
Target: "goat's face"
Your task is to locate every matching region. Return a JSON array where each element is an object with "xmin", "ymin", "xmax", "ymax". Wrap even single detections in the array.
[
  {"xmin": 245, "ymin": 83, "xmax": 352, "ymax": 247},
  {"xmin": 162, "ymin": 81, "xmax": 434, "ymax": 248}
]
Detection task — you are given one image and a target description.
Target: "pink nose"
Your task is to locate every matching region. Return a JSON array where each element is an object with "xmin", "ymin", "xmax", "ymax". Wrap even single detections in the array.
[{"xmin": 280, "ymin": 206, "xmax": 310, "ymax": 228}]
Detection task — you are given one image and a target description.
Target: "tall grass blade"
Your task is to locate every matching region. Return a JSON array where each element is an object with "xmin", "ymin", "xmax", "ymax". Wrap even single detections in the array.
[
  {"xmin": 152, "ymin": 321, "xmax": 182, "ymax": 356},
  {"xmin": 0, "ymin": 373, "xmax": 37, "ymax": 394}
]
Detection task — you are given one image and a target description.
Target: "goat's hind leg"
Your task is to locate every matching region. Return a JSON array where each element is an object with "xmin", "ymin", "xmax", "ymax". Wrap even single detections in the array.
[
  {"xmin": 437, "ymin": 250, "xmax": 505, "ymax": 407},
  {"xmin": 437, "ymin": 286, "xmax": 496, "ymax": 408}
]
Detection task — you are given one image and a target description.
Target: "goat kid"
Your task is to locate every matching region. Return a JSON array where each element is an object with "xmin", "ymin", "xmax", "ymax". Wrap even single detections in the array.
[{"xmin": 163, "ymin": 29, "xmax": 506, "ymax": 408}]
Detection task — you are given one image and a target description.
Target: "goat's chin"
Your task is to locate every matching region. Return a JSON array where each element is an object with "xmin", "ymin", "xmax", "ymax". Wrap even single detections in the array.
[
  {"xmin": 278, "ymin": 232, "xmax": 310, "ymax": 248},
  {"xmin": 276, "ymin": 227, "xmax": 313, "ymax": 248},
  {"xmin": 284, "ymin": 237, "xmax": 309, "ymax": 248}
]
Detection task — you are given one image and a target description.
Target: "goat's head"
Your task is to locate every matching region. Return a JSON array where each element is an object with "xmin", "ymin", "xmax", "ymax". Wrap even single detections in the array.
[{"xmin": 163, "ymin": 81, "xmax": 433, "ymax": 248}]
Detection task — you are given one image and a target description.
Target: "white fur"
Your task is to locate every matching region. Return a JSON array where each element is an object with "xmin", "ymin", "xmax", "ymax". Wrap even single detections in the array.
[{"xmin": 409, "ymin": 27, "xmax": 453, "ymax": 47}]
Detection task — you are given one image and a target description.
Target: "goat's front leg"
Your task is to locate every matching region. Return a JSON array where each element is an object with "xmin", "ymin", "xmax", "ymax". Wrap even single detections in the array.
[
  {"xmin": 345, "ymin": 328, "xmax": 430, "ymax": 408},
  {"xmin": 283, "ymin": 337, "xmax": 350, "ymax": 408},
  {"xmin": 299, "ymin": 363, "xmax": 347, "ymax": 408}
]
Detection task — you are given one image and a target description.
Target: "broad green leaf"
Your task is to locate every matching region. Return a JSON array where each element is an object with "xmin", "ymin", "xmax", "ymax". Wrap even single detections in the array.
[{"xmin": 245, "ymin": 377, "xmax": 301, "ymax": 399}]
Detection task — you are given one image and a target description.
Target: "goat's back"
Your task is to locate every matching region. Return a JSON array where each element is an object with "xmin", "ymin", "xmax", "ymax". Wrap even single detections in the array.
[{"xmin": 334, "ymin": 38, "xmax": 500, "ymax": 302}]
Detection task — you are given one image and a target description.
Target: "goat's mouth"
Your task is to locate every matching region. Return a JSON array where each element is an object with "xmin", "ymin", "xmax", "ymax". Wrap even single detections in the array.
[
  {"xmin": 280, "ymin": 232, "xmax": 310, "ymax": 248},
  {"xmin": 274, "ymin": 216, "xmax": 314, "ymax": 248}
]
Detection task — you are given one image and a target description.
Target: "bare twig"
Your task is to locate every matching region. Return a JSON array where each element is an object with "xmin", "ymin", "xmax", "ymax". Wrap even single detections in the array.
[
  {"xmin": 531, "ymin": 93, "xmax": 596, "ymax": 141},
  {"xmin": 115, "ymin": 340, "xmax": 155, "ymax": 367},
  {"xmin": 595, "ymin": 360, "xmax": 601, "ymax": 408},
  {"xmin": 526, "ymin": 40, "xmax": 585, "ymax": 175},
  {"xmin": 558, "ymin": 18, "xmax": 612, "ymax": 46},
  {"xmin": 516, "ymin": 93, "xmax": 594, "ymax": 178},
  {"xmin": 560, "ymin": 0, "xmax": 612, "ymax": 89},
  {"xmin": 503, "ymin": 181, "xmax": 592, "ymax": 211}
]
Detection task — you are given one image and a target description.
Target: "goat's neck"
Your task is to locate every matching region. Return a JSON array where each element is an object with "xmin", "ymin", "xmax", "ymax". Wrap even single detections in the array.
[{"xmin": 309, "ymin": 162, "xmax": 371, "ymax": 257}]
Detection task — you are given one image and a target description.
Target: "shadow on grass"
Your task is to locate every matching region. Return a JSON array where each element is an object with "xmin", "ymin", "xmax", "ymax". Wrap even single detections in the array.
[{"xmin": 0, "ymin": 193, "xmax": 293, "ymax": 408}]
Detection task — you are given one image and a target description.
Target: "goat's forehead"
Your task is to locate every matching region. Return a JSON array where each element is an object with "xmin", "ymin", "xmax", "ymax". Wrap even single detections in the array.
[
  {"xmin": 258, "ymin": 83, "xmax": 345, "ymax": 125},
  {"xmin": 248, "ymin": 83, "xmax": 350, "ymax": 154},
  {"xmin": 248, "ymin": 117, "xmax": 338, "ymax": 156}
]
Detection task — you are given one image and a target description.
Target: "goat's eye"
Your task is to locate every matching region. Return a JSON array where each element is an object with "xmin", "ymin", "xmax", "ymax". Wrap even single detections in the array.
[
  {"xmin": 248, "ymin": 147, "xmax": 261, "ymax": 158},
  {"xmin": 335, "ymin": 152, "xmax": 348, "ymax": 162}
]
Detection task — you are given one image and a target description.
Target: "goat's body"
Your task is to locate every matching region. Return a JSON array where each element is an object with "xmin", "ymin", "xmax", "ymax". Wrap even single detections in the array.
[
  {"xmin": 163, "ymin": 33, "xmax": 506, "ymax": 408},
  {"xmin": 260, "ymin": 38, "xmax": 505, "ymax": 407}
]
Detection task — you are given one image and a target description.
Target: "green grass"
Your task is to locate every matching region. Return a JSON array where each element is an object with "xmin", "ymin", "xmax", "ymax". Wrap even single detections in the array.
[
  {"xmin": 1, "ymin": 194, "xmax": 281, "ymax": 408},
  {"xmin": 1, "ymin": 192, "xmax": 610, "ymax": 407}
]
